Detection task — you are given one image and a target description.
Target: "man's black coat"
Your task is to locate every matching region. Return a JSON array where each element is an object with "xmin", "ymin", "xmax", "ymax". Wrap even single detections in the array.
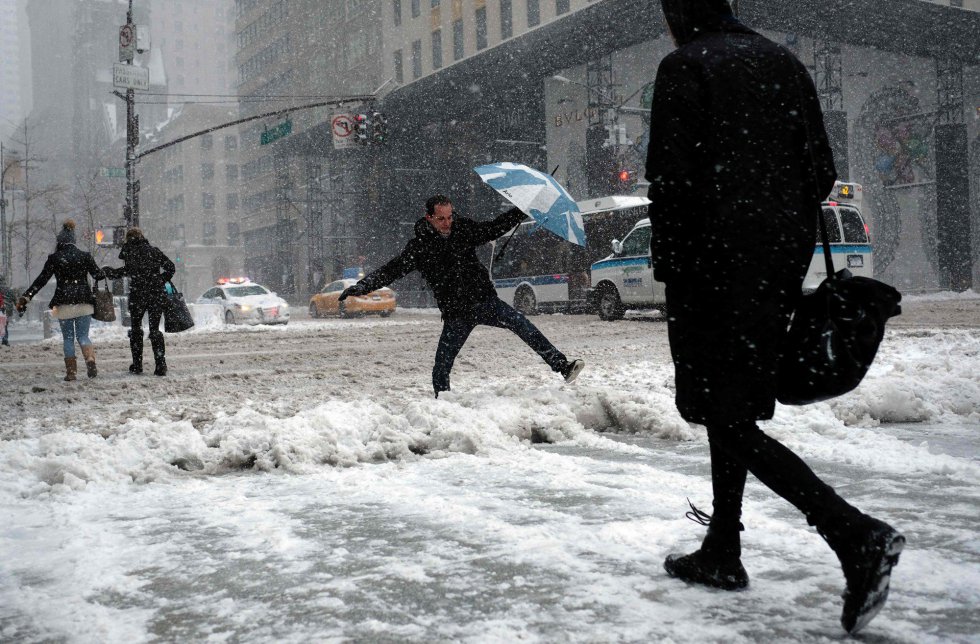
[
  {"xmin": 357, "ymin": 208, "xmax": 525, "ymax": 319},
  {"xmin": 645, "ymin": 7, "xmax": 836, "ymax": 425},
  {"xmin": 105, "ymin": 238, "xmax": 176, "ymax": 308},
  {"xmin": 23, "ymin": 243, "xmax": 103, "ymax": 309}
]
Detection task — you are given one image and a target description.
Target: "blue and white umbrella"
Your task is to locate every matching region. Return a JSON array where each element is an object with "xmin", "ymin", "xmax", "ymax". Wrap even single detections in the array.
[{"xmin": 474, "ymin": 162, "xmax": 586, "ymax": 247}]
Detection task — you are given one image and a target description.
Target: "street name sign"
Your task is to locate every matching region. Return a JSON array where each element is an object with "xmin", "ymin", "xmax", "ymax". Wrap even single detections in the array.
[
  {"xmin": 261, "ymin": 119, "xmax": 292, "ymax": 145},
  {"xmin": 112, "ymin": 63, "xmax": 149, "ymax": 90},
  {"xmin": 100, "ymin": 167, "xmax": 126, "ymax": 178}
]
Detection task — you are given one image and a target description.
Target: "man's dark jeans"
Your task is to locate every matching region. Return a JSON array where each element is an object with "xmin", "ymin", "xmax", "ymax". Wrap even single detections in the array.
[{"xmin": 433, "ymin": 299, "xmax": 567, "ymax": 395}]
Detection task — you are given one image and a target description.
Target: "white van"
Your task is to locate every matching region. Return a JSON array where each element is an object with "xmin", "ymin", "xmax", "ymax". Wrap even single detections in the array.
[
  {"xmin": 588, "ymin": 181, "xmax": 873, "ymax": 320},
  {"xmin": 803, "ymin": 182, "xmax": 873, "ymax": 290}
]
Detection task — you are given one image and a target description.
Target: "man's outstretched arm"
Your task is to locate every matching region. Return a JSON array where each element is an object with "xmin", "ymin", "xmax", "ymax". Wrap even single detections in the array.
[
  {"xmin": 340, "ymin": 242, "xmax": 418, "ymax": 300},
  {"xmin": 462, "ymin": 207, "xmax": 526, "ymax": 246}
]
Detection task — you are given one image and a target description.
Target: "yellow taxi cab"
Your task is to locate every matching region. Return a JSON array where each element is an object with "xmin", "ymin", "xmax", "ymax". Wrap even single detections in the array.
[{"xmin": 310, "ymin": 278, "xmax": 396, "ymax": 318}]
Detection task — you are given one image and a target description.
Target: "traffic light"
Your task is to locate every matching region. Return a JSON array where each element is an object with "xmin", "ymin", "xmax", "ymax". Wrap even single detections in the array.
[
  {"xmin": 112, "ymin": 225, "xmax": 126, "ymax": 246},
  {"xmin": 616, "ymin": 168, "xmax": 638, "ymax": 192},
  {"xmin": 352, "ymin": 113, "xmax": 369, "ymax": 145},
  {"xmin": 370, "ymin": 111, "xmax": 388, "ymax": 144},
  {"xmin": 95, "ymin": 229, "xmax": 107, "ymax": 245}
]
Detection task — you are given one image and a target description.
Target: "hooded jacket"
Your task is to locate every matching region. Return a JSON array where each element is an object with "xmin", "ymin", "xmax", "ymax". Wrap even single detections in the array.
[
  {"xmin": 23, "ymin": 243, "xmax": 103, "ymax": 309},
  {"xmin": 357, "ymin": 207, "xmax": 525, "ymax": 319},
  {"xmin": 645, "ymin": 0, "xmax": 837, "ymax": 424},
  {"xmin": 104, "ymin": 238, "xmax": 176, "ymax": 307}
]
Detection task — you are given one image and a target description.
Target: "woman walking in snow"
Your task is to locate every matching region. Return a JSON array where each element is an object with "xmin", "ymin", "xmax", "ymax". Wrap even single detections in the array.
[{"xmin": 17, "ymin": 219, "xmax": 104, "ymax": 380}]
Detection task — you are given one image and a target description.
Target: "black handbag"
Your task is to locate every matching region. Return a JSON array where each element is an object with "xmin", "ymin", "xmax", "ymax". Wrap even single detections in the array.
[
  {"xmin": 92, "ymin": 279, "xmax": 116, "ymax": 322},
  {"xmin": 163, "ymin": 281, "xmax": 195, "ymax": 333},
  {"xmin": 777, "ymin": 211, "xmax": 902, "ymax": 405}
]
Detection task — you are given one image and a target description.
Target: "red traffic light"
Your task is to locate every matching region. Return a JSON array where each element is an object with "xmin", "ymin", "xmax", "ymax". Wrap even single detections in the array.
[
  {"xmin": 95, "ymin": 229, "xmax": 105, "ymax": 244},
  {"xmin": 618, "ymin": 169, "xmax": 631, "ymax": 182}
]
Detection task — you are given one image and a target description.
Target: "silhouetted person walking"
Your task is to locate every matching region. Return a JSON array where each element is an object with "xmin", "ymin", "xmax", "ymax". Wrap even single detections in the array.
[{"xmin": 646, "ymin": 0, "xmax": 903, "ymax": 634}]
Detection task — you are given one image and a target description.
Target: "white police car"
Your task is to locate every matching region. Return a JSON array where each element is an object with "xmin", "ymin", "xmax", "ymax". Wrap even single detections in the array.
[
  {"xmin": 197, "ymin": 277, "xmax": 290, "ymax": 325},
  {"xmin": 587, "ymin": 181, "xmax": 874, "ymax": 320},
  {"xmin": 588, "ymin": 219, "xmax": 666, "ymax": 320}
]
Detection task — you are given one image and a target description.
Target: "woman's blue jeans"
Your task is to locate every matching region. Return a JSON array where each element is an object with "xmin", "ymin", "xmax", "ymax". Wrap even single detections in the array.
[{"xmin": 59, "ymin": 315, "xmax": 92, "ymax": 358}]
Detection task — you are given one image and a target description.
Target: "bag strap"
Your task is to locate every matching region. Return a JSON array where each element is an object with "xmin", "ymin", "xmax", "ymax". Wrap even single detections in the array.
[{"xmin": 785, "ymin": 49, "xmax": 837, "ymax": 281}]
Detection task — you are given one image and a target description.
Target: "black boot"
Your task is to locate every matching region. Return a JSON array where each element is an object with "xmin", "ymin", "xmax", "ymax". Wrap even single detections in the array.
[
  {"xmin": 664, "ymin": 503, "xmax": 748, "ymax": 591},
  {"xmin": 149, "ymin": 330, "xmax": 166, "ymax": 376},
  {"xmin": 820, "ymin": 516, "xmax": 905, "ymax": 634}
]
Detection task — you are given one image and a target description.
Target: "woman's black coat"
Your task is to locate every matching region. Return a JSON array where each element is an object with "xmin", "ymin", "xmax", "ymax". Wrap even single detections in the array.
[
  {"xmin": 645, "ymin": 9, "xmax": 836, "ymax": 425},
  {"xmin": 104, "ymin": 238, "xmax": 176, "ymax": 308},
  {"xmin": 357, "ymin": 208, "xmax": 525, "ymax": 319},
  {"xmin": 23, "ymin": 243, "xmax": 104, "ymax": 309}
]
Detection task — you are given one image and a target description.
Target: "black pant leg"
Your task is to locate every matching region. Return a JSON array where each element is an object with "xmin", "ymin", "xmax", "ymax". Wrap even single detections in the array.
[
  {"xmin": 706, "ymin": 421, "xmax": 861, "ymax": 532},
  {"xmin": 147, "ymin": 302, "xmax": 165, "ymax": 363},
  {"xmin": 432, "ymin": 318, "xmax": 476, "ymax": 395},
  {"xmin": 128, "ymin": 300, "xmax": 147, "ymax": 364},
  {"xmin": 483, "ymin": 299, "xmax": 567, "ymax": 372}
]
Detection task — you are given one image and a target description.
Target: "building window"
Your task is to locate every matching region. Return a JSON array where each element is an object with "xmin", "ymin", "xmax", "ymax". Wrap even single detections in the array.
[
  {"xmin": 556, "ymin": 0, "xmax": 569, "ymax": 14},
  {"xmin": 203, "ymin": 221, "xmax": 216, "ymax": 245},
  {"xmin": 431, "ymin": 0, "xmax": 440, "ymax": 6},
  {"xmin": 225, "ymin": 135, "xmax": 238, "ymax": 150},
  {"xmin": 226, "ymin": 193, "xmax": 239, "ymax": 210},
  {"xmin": 394, "ymin": 49, "xmax": 403, "ymax": 83},
  {"xmin": 475, "ymin": 7, "xmax": 488, "ymax": 50},
  {"xmin": 201, "ymin": 163, "xmax": 214, "ymax": 181},
  {"xmin": 431, "ymin": 29, "xmax": 442, "ymax": 69},
  {"xmin": 500, "ymin": 0, "xmax": 513, "ymax": 39},
  {"xmin": 452, "ymin": 19, "xmax": 464, "ymax": 60},
  {"xmin": 202, "ymin": 192, "xmax": 215, "ymax": 209},
  {"xmin": 412, "ymin": 39, "xmax": 422, "ymax": 79},
  {"xmin": 411, "ymin": 0, "xmax": 420, "ymax": 18},
  {"xmin": 226, "ymin": 164, "xmax": 239, "ymax": 180},
  {"xmin": 201, "ymin": 134, "xmax": 213, "ymax": 150},
  {"xmin": 527, "ymin": 0, "xmax": 540, "ymax": 27},
  {"xmin": 227, "ymin": 222, "xmax": 240, "ymax": 247},
  {"xmin": 393, "ymin": 0, "xmax": 401, "ymax": 25}
]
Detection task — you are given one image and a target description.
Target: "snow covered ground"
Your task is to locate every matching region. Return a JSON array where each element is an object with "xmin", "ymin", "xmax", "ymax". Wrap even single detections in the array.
[{"xmin": 1, "ymin": 294, "xmax": 978, "ymax": 643}]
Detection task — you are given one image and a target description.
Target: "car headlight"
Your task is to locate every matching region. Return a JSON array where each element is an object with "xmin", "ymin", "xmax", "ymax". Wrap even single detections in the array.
[{"xmin": 236, "ymin": 304, "xmax": 252, "ymax": 311}]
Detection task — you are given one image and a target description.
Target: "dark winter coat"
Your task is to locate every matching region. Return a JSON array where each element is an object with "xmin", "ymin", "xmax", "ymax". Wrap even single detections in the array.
[
  {"xmin": 357, "ymin": 208, "xmax": 525, "ymax": 319},
  {"xmin": 104, "ymin": 238, "xmax": 176, "ymax": 308},
  {"xmin": 645, "ymin": 2, "xmax": 836, "ymax": 425},
  {"xmin": 22, "ymin": 243, "xmax": 104, "ymax": 309}
]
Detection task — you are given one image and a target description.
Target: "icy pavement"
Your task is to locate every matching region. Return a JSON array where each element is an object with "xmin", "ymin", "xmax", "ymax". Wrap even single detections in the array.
[{"xmin": 1, "ymin": 295, "xmax": 978, "ymax": 643}]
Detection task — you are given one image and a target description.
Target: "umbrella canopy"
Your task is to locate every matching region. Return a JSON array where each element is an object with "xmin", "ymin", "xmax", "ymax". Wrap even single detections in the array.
[{"xmin": 474, "ymin": 162, "xmax": 586, "ymax": 246}]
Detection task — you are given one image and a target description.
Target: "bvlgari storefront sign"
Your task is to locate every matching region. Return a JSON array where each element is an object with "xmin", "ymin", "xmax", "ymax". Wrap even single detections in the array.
[{"xmin": 553, "ymin": 106, "xmax": 602, "ymax": 128}]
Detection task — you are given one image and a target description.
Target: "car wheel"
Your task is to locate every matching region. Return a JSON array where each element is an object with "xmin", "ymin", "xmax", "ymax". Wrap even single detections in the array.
[
  {"xmin": 515, "ymin": 288, "xmax": 538, "ymax": 315},
  {"xmin": 309, "ymin": 303, "xmax": 319, "ymax": 318},
  {"xmin": 597, "ymin": 287, "xmax": 625, "ymax": 321},
  {"xmin": 380, "ymin": 310, "xmax": 392, "ymax": 318},
  {"xmin": 225, "ymin": 310, "xmax": 236, "ymax": 325}
]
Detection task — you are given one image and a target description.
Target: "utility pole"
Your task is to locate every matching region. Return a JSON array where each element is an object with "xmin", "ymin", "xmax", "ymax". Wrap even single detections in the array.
[
  {"xmin": 113, "ymin": 0, "xmax": 144, "ymax": 229},
  {"xmin": 124, "ymin": 0, "xmax": 138, "ymax": 228}
]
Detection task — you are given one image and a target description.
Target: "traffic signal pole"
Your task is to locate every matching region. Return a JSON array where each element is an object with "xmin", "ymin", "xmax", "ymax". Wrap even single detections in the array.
[{"xmin": 124, "ymin": 0, "xmax": 137, "ymax": 228}]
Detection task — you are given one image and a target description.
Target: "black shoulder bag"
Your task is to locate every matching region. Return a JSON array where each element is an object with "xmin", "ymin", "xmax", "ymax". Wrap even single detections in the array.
[{"xmin": 776, "ymin": 57, "xmax": 903, "ymax": 405}]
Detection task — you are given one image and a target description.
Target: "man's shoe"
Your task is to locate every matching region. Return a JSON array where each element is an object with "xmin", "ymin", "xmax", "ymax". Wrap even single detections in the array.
[
  {"xmin": 153, "ymin": 362, "xmax": 167, "ymax": 377},
  {"xmin": 129, "ymin": 363, "xmax": 143, "ymax": 374},
  {"xmin": 839, "ymin": 519, "xmax": 905, "ymax": 634},
  {"xmin": 562, "ymin": 359, "xmax": 585, "ymax": 383},
  {"xmin": 664, "ymin": 549, "xmax": 749, "ymax": 591}
]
